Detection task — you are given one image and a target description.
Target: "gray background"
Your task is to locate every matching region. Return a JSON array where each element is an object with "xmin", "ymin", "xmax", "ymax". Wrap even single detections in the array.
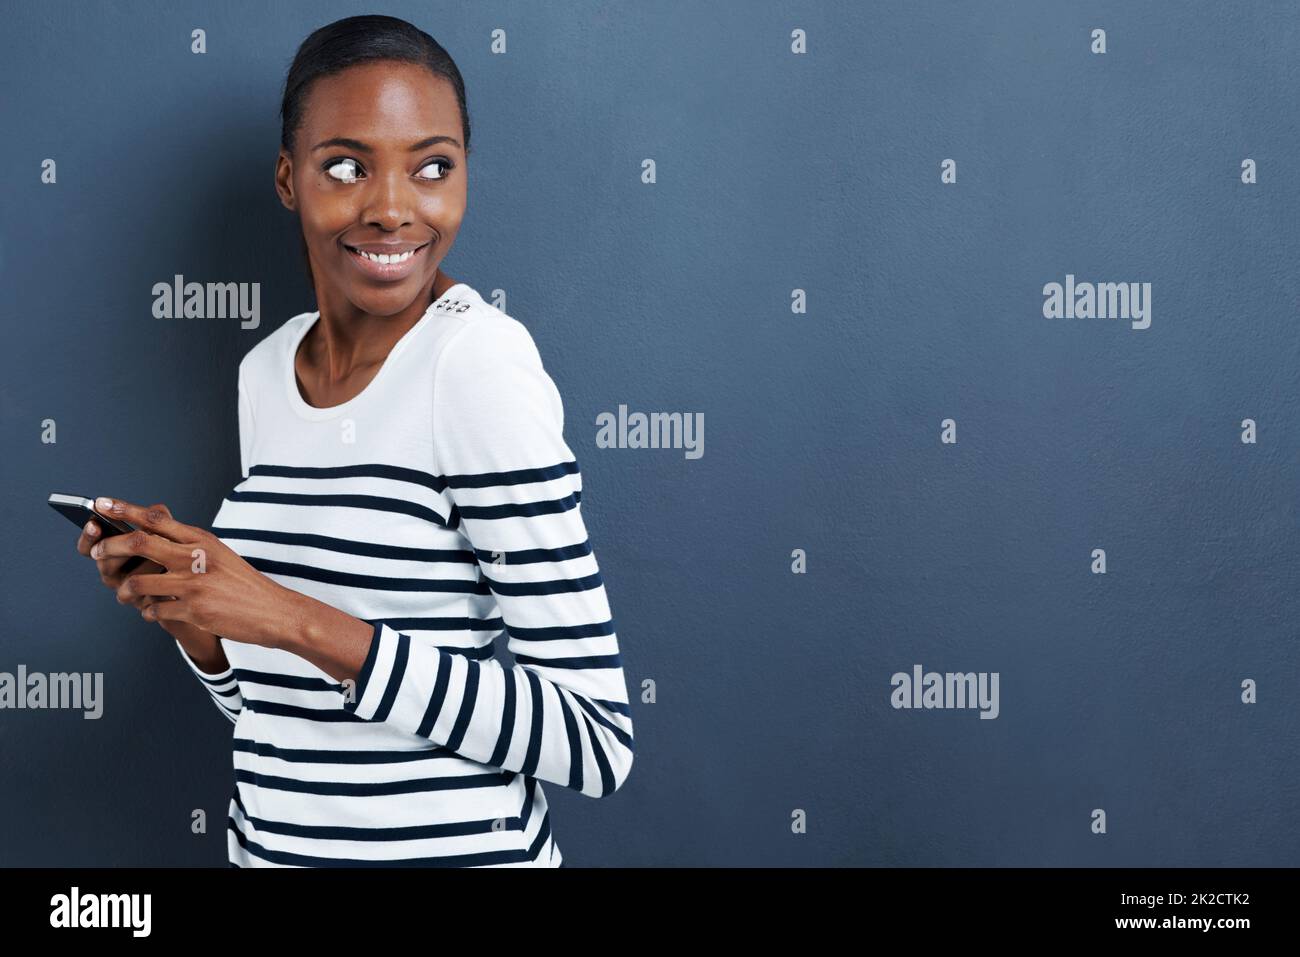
[{"xmin": 2, "ymin": 0, "xmax": 1297, "ymax": 865}]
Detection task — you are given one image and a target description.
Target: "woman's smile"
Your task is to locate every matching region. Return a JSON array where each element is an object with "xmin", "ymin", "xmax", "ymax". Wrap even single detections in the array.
[{"xmin": 341, "ymin": 239, "xmax": 431, "ymax": 281}]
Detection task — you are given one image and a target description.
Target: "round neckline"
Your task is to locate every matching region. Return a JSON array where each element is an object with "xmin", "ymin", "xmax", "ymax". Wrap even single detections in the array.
[{"xmin": 285, "ymin": 283, "xmax": 470, "ymax": 421}]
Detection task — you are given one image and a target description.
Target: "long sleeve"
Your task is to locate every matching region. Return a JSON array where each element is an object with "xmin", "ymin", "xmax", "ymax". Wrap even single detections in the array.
[
  {"xmin": 171, "ymin": 363, "xmax": 253, "ymax": 725},
  {"xmin": 173, "ymin": 641, "xmax": 243, "ymax": 724},
  {"xmin": 236, "ymin": 360, "xmax": 254, "ymax": 481},
  {"xmin": 339, "ymin": 313, "xmax": 635, "ymax": 797}
]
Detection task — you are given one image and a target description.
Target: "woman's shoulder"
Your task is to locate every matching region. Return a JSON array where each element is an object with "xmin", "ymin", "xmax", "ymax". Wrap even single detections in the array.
[
  {"xmin": 431, "ymin": 290, "xmax": 564, "ymax": 433},
  {"xmin": 236, "ymin": 310, "xmax": 316, "ymax": 385},
  {"xmin": 436, "ymin": 285, "xmax": 543, "ymax": 368}
]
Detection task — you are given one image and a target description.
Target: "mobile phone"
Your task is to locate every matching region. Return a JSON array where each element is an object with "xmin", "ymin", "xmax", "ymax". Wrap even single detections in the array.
[{"xmin": 48, "ymin": 493, "xmax": 147, "ymax": 574}]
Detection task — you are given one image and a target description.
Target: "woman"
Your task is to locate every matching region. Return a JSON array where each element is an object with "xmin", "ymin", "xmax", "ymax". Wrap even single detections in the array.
[{"xmin": 73, "ymin": 14, "xmax": 633, "ymax": 867}]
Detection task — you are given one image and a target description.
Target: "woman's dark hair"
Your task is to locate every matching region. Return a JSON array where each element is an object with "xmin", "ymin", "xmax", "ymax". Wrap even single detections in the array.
[
  {"xmin": 280, "ymin": 15, "xmax": 471, "ymax": 287},
  {"xmin": 280, "ymin": 14, "xmax": 471, "ymax": 157}
]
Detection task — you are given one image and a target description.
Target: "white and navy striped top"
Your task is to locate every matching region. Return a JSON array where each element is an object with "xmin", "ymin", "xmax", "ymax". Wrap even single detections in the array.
[{"xmin": 173, "ymin": 281, "xmax": 634, "ymax": 867}]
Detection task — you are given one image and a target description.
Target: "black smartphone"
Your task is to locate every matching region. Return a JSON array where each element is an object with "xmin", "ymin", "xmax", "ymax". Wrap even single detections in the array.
[{"xmin": 48, "ymin": 493, "xmax": 147, "ymax": 575}]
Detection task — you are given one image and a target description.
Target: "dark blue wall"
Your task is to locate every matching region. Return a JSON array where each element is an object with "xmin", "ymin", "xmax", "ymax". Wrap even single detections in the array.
[{"xmin": 2, "ymin": 0, "xmax": 1297, "ymax": 865}]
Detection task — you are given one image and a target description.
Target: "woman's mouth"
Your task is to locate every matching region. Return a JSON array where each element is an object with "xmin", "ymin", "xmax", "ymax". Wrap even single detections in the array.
[{"xmin": 342, "ymin": 241, "xmax": 430, "ymax": 281}]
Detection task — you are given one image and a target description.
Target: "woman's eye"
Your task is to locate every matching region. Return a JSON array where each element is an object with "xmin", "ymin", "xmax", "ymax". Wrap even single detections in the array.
[
  {"xmin": 323, "ymin": 157, "xmax": 450, "ymax": 183},
  {"xmin": 418, "ymin": 159, "xmax": 451, "ymax": 181},
  {"xmin": 325, "ymin": 158, "xmax": 360, "ymax": 183}
]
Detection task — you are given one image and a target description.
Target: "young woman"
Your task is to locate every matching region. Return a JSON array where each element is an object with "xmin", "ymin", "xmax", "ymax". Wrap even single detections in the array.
[{"xmin": 73, "ymin": 14, "xmax": 633, "ymax": 867}]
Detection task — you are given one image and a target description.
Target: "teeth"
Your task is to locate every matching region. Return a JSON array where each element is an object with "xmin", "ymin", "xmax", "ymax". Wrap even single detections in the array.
[{"xmin": 354, "ymin": 248, "xmax": 416, "ymax": 264}]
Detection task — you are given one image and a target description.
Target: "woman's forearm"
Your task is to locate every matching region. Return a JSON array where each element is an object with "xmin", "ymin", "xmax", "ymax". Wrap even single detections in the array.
[
  {"xmin": 166, "ymin": 619, "xmax": 230, "ymax": 675},
  {"xmin": 279, "ymin": 589, "xmax": 374, "ymax": 684},
  {"xmin": 157, "ymin": 576, "xmax": 373, "ymax": 682}
]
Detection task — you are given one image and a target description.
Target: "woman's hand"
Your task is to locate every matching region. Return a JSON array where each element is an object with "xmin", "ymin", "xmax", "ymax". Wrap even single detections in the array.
[
  {"xmin": 76, "ymin": 515, "xmax": 171, "ymax": 610},
  {"xmin": 87, "ymin": 497, "xmax": 308, "ymax": 651}
]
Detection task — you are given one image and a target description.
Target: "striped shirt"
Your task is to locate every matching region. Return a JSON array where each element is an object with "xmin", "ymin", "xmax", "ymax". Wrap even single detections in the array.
[{"xmin": 173, "ymin": 282, "xmax": 634, "ymax": 867}]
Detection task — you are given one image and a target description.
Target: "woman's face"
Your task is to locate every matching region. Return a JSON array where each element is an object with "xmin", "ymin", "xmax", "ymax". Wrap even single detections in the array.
[{"xmin": 275, "ymin": 60, "xmax": 467, "ymax": 318}]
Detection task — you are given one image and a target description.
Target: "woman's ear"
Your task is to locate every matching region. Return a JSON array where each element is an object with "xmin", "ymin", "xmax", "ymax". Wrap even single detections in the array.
[{"xmin": 274, "ymin": 149, "xmax": 297, "ymax": 211}]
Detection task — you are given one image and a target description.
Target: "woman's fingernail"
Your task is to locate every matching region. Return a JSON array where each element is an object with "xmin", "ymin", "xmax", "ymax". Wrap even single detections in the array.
[
  {"xmin": 90, "ymin": 543, "xmax": 103, "ymax": 559},
  {"xmin": 96, "ymin": 497, "xmax": 115, "ymax": 513},
  {"xmin": 85, "ymin": 521, "xmax": 99, "ymax": 537}
]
